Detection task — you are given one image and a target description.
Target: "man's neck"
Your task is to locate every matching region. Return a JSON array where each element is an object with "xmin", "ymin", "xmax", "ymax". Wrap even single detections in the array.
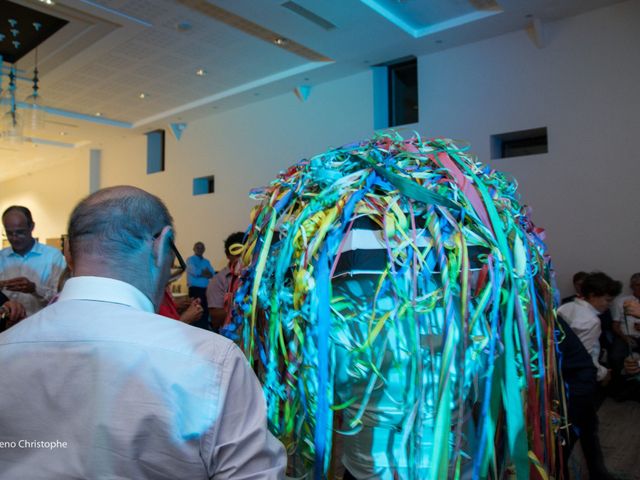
[{"xmin": 13, "ymin": 239, "xmax": 35, "ymax": 257}]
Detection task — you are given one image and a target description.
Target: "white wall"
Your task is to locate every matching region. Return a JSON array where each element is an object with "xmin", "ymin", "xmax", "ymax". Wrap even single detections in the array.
[
  {"xmin": 1, "ymin": 0, "xmax": 637, "ymax": 294},
  {"xmin": 0, "ymin": 150, "xmax": 90, "ymax": 246},
  {"xmin": 420, "ymin": 0, "xmax": 640, "ymax": 295},
  {"xmin": 98, "ymin": 72, "xmax": 374, "ymax": 269}
]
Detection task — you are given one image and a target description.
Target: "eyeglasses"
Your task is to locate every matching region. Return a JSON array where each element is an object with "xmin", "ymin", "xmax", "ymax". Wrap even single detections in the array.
[{"xmin": 153, "ymin": 231, "xmax": 186, "ymax": 274}]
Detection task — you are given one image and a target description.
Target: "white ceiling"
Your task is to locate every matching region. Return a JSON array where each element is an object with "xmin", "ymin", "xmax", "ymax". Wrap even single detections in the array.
[{"xmin": 0, "ymin": 0, "xmax": 626, "ymax": 182}]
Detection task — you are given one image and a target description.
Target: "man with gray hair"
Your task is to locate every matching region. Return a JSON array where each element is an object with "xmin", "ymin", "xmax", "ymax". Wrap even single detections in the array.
[{"xmin": 0, "ymin": 186, "xmax": 286, "ymax": 479}]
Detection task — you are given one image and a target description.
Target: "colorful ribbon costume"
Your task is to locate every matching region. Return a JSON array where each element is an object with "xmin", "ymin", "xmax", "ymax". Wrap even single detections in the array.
[{"xmin": 224, "ymin": 133, "xmax": 564, "ymax": 479}]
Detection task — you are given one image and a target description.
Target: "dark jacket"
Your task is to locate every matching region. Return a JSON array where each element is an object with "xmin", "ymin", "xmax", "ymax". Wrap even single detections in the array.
[{"xmin": 555, "ymin": 314, "xmax": 597, "ymax": 396}]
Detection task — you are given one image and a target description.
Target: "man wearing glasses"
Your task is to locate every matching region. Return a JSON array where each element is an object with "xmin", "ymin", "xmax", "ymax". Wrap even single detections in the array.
[
  {"xmin": 0, "ymin": 205, "xmax": 66, "ymax": 317},
  {"xmin": 0, "ymin": 186, "xmax": 286, "ymax": 479}
]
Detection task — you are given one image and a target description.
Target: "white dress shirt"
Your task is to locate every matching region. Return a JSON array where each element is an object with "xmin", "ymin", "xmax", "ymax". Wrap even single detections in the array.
[
  {"xmin": 0, "ymin": 241, "xmax": 66, "ymax": 316},
  {"xmin": 611, "ymin": 294, "xmax": 640, "ymax": 338},
  {"xmin": 557, "ymin": 298, "xmax": 608, "ymax": 381},
  {"xmin": 0, "ymin": 276, "xmax": 286, "ymax": 479}
]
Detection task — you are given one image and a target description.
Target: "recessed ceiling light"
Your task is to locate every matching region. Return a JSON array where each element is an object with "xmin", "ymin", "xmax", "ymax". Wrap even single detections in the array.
[
  {"xmin": 95, "ymin": 112, "xmax": 103, "ymax": 117},
  {"xmin": 139, "ymin": 93, "xmax": 148, "ymax": 99},
  {"xmin": 38, "ymin": 0, "xmax": 55, "ymax": 5},
  {"xmin": 59, "ymin": 131, "xmax": 67, "ymax": 136},
  {"xmin": 196, "ymin": 68, "xmax": 207, "ymax": 76},
  {"xmin": 273, "ymin": 37, "xmax": 288, "ymax": 46}
]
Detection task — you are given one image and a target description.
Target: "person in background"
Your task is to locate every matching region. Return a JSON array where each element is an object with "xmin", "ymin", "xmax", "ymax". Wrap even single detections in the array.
[
  {"xmin": 561, "ymin": 271, "xmax": 588, "ymax": 304},
  {"xmin": 158, "ymin": 288, "xmax": 204, "ymax": 324},
  {"xmin": 609, "ymin": 273, "xmax": 640, "ymax": 401},
  {"xmin": 556, "ymin": 272, "xmax": 622, "ymax": 480},
  {"xmin": 185, "ymin": 241, "xmax": 215, "ymax": 330},
  {"xmin": 610, "ymin": 273, "xmax": 640, "ymax": 364},
  {"xmin": 0, "ymin": 206, "xmax": 66, "ymax": 317},
  {"xmin": 207, "ymin": 231, "xmax": 244, "ymax": 332},
  {"xmin": 0, "ymin": 186, "xmax": 286, "ymax": 479},
  {"xmin": 563, "ymin": 270, "xmax": 615, "ymax": 365},
  {"xmin": 0, "ymin": 291, "xmax": 26, "ymax": 332}
]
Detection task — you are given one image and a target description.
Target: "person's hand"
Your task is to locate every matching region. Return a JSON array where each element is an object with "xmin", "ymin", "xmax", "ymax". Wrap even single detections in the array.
[
  {"xmin": 180, "ymin": 298, "xmax": 203, "ymax": 324},
  {"xmin": 173, "ymin": 295, "xmax": 191, "ymax": 311},
  {"xmin": 600, "ymin": 369, "xmax": 612, "ymax": 386},
  {"xmin": 1, "ymin": 300, "xmax": 27, "ymax": 328},
  {"xmin": 201, "ymin": 268, "xmax": 213, "ymax": 279},
  {"xmin": 624, "ymin": 300, "xmax": 640, "ymax": 318},
  {"xmin": 3, "ymin": 277, "xmax": 36, "ymax": 294},
  {"xmin": 623, "ymin": 356, "xmax": 640, "ymax": 376}
]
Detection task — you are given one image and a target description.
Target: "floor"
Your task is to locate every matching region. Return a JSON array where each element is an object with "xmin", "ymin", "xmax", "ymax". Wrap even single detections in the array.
[{"xmin": 569, "ymin": 397, "xmax": 640, "ymax": 480}]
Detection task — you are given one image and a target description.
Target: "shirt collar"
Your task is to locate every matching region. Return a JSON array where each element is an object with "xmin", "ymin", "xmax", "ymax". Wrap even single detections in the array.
[
  {"xmin": 57, "ymin": 276, "xmax": 155, "ymax": 313},
  {"xmin": 4, "ymin": 240, "xmax": 40, "ymax": 258},
  {"xmin": 574, "ymin": 297, "xmax": 599, "ymax": 315}
]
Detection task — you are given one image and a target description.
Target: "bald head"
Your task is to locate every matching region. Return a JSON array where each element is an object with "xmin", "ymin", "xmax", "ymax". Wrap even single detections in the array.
[
  {"xmin": 68, "ymin": 186, "xmax": 172, "ymax": 260},
  {"xmin": 67, "ymin": 186, "xmax": 174, "ymax": 307}
]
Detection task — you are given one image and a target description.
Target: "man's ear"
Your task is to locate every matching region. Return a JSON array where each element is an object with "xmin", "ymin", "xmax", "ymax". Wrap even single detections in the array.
[
  {"xmin": 63, "ymin": 238, "xmax": 73, "ymax": 272},
  {"xmin": 153, "ymin": 226, "xmax": 173, "ymax": 269}
]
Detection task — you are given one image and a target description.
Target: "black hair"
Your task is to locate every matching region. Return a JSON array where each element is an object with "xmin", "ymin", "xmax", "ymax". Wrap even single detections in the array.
[
  {"xmin": 224, "ymin": 231, "xmax": 245, "ymax": 256},
  {"xmin": 581, "ymin": 272, "xmax": 622, "ymax": 299},
  {"xmin": 2, "ymin": 206, "xmax": 34, "ymax": 227},
  {"xmin": 572, "ymin": 271, "xmax": 588, "ymax": 284}
]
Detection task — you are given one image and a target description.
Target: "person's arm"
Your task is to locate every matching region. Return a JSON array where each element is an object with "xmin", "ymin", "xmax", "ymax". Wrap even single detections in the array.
[
  {"xmin": 201, "ymin": 261, "xmax": 215, "ymax": 279},
  {"xmin": 0, "ymin": 299, "xmax": 26, "ymax": 331},
  {"xmin": 207, "ymin": 273, "xmax": 227, "ymax": 331},
  {"xmin": 25, "ymin": 251, "xmax": 67, "ymax": 303},
  {"xmin": 186, "ymin": 257, "xmax": 200, "ymax": 278},
  {"xmin": 209, "ymin": 307, "xmax": 227, "ymax": 331},
  {"xmin": 623, "ymin": 300, "xmax": 640, "ymax": 319},
  {"xmin": 179, "ymin": 298, "xmax": 203, "ymax": 324},
  {"xmin": 204, "ymin": 344, "xmax": 286, "ymax": 479},
  {"xmin": 611, "ymin": 298, "xmax": 636, "ymax": 343}
]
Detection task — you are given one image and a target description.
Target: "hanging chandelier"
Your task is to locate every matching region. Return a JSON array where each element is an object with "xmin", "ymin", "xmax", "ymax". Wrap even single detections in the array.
[
  {"xmin": 0, "ymin": 0, "xmax": 68, "ymax": 143},
  {"xmin": 0, "ymin": 22, "xmax": 46, "ymax": 143},
  {"xmin": 0, "ymin": 54, "xmax": 44, "ymax": 143}
]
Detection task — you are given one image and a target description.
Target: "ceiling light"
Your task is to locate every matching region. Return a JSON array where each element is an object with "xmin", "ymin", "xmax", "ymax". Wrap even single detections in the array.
[
  {"xmin": 273, "ymin": 37, "xmax": 288, "ymax": 46},
  {"xmin": 59, "ymin": 131, "xmax": 67, "ymax": 136},
  {"xmin": 196, "ymin": 68, "xmax": 207, "ymax": 76},
  {"xmin": 139, "ymin": 93, "xmax": 148, "ymax": 99},
  {"xmin": 38, "ymin": 0, "xmax": 55, "ymax": 5},
  {"xmin": 95, "ymin": 112, "xmax": 103, "ymax": 117}
]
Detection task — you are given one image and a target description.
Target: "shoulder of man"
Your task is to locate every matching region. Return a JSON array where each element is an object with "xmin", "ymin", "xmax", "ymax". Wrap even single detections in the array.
[{"xmin": 31, "ymin": 241, "xmax": 63, "ymax": 255}]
